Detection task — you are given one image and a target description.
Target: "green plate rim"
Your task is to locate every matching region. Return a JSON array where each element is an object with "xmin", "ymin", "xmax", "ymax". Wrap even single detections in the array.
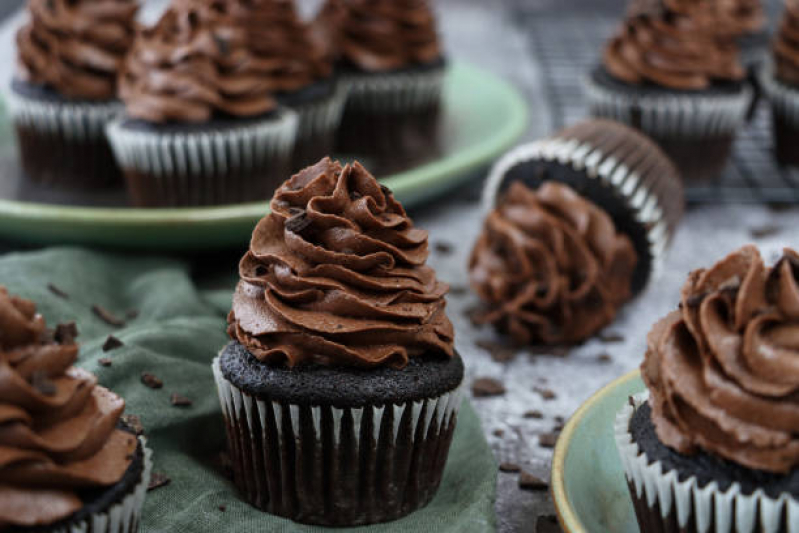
[
  {"xmin": 551, "ymin": 368, "xmax": 642, "ymax": 533},
  {"xmin": 0, "ymin": 61, "xmax": 528, "ymax": 230}
]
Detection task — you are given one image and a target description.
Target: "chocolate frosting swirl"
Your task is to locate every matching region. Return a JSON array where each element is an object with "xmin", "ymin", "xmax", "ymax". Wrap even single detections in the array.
[
  {"xmin": 604, "ymin": 0, "xmax": 745, "ymax": 90},
  {"xmin": 469, "ymin": 182, "xmax": 638, "ymax": 346},
  {"xmin": 0, "ymin": 287, "xmax": 136, "ymax": 529},
  {"xmin": 119, "ymin": 2, "xmax": 277, "ymax": 123},
  {"xmin": 317, "ymin": 0, "xmax": 442, "ymax": 72},
  {"xmin": 775, "ymin": 1, "xmax": 799, "ymax": 86},
  {"xmin": 16, "ymin": 0, "xmax": 138, "ymax": 100},
  {"xmin": 643, "ymin": 246, "xmax": 799, "ymax": 474},
  {"xmin": 228, "ymin": 158, "xmax": 454, "ymax": 368}
]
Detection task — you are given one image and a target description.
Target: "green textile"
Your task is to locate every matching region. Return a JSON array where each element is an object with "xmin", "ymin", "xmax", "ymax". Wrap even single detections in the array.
[{"xmin": 0, "ymin": 247, "xmax": 497, "ymax": 533}]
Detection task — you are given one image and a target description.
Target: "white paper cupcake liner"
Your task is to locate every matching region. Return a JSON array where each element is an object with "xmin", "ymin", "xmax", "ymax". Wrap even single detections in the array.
[
  {"xmin": 340, "ymin": 66, "xmax": 446, "ymax": 114},
  {"xmin": 211, "ymin": 355, "xmax": 463, "ymax": 525},
  {"xmin": 616, "ymin": 392, "xmax": 799, "ymax": 533},
  {"xmin": 584, "ymin": 76, "xmax": 753, "ymax": 139},
  {"xmin": 482, "ymin": 135, "xmax": 676, "ymax": 282},
  {"xmin": 759, "ymin": 63, "xmax": 799, "ymax": 128},
  {"xmin": 47, "ymin": 435, "xmax": 152, "ymax": 533},
  {"xmin": 6, "ymin": 88, "xmax": 122, "ymax": 142}
]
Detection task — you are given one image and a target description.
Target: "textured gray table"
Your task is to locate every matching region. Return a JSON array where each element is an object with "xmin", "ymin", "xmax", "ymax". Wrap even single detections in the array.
[{"xmin": 3, "ymin": 1, "xmax": 799, "ymax": 532}]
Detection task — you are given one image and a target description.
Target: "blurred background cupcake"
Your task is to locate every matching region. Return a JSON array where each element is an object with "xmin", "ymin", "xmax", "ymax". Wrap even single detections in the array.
[
  {"xmin": 586, "ymin": 0, "xmax": 751, "ymax": 183},
  {"xmin": 470, "ymin": 119, "xmax": 683, "ymax": 346},
  {"xmin": 761, "ymin": 0, "xmax": 799, "ymax": 167},
  {"xmin": 316, "ymin": 0, "xmax": 446, "ymax": 173},
  {"xmin": 107, "ymin": 0, "xmax": 298, "ymax": 207},
  {"xmin": 9, "ymin": 0, "xmax": 138, "ymax": 188}
]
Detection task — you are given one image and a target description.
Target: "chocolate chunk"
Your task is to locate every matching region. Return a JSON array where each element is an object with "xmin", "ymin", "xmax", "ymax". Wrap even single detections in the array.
[
  {"xmin": 749, "ymin": 224, "xmax": 781, "ymax": 239},
  {"xmin": 534, "ymin": 387, "xmax": 556, "ymax": 400},
  {"xmin": 141, "ymin": 372, "xmax": 163, "ymax": 389},
  {"xmin": 523, "ymin": 409, "xmax": 544, "ymax": 419},
  {"xmin": 54, "ymin": 322, "xmax": 78, "ymax": 344},
  {"xmin": 599, "ymin": 332, "xmax": 624, "ymax": 343},
  {"xmin": 476, "ymin": 340, "xmax": 516, "ymax": 363},
  {"xmin": 536, "ymin": 515, "xmax": 561, "ymax": 533},
  {"xmin": 493, "ymin": 428, "xmax": 505, "ymax": 437},
  {"xmin": 148, "ymin": 472, "xmax": 171, "ymax": 491},
  {"xmin": 121, "ymin": 414, "xmax": 145, "ymax": 436},
  {"xmin": 499, "ymin": 462, "xmax": 521, "ymax": 473},
  {"xmin": 98, "ymin": 357, "xmax": 112, "ymax": 367},
  {"xmin": 472, "ymin": 377, "xmax": 506, "ymax": 397},
  {"xmin": 170, "ymin": 393, "xmax": 192, "ymax": 407},
  {"xmin": 434, "ymin": 241, "xmax": 454, "ymax": 255},
  {"xmin": 102, "ymin": 335, "xmax": 124, "ymax": 352},
  {"xmin": 47, "ymin": 283, "xmax": 69, "ymax": 299},
  {"xmin": 519, "ymin": 471, "xmax": 549, "ymax": 491},
  {"xmin": 538, "ymin": 432, "xmax": 559, "ymax": 448},
  {"xmin": 92, "ymin": 304, "xmax": 125, "ymax": 327},
  {"xmin": 30, "ymin": 370, "xmax": 56, "ymax": 396},
  {"xmin": 285, "ymin": 211, "xmax": 312, "ymax": 234}
]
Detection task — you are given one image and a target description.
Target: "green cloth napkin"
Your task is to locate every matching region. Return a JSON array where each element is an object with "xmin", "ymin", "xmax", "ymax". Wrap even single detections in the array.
[{"xmin": 0, "ymin": 247, "xmax": 497, "ymax": 533}]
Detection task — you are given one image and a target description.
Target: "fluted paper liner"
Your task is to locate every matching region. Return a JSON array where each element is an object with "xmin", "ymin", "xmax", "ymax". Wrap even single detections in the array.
[
  {"xmin": 212, "ymin": 356, "xmax": 463, "ymax": 526},
  {"xmin": 290, "ymin": 81, "xmax": 348, "ymax": 168},
  {"xmin": 615, "ymin": 392, "xmax": 799, "ymax": 533},
  {"xmin": 760, "ymin": 63, "xmax": 799, "ymax": 128},
  {"xmin": 341, "ymin": 66, "xmax": 445, "ymax": 114}
]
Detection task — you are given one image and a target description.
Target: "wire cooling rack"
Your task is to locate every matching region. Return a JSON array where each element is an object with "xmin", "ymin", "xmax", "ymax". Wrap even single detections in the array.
[{"xmin": 518, "ymin": 9, "xmax": 799, "ymax": 204}]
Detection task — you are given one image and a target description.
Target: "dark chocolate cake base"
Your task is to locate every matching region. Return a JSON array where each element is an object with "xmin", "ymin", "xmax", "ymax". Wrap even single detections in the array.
[
  {"xmin": 215, "ymin": 342, "xmax": 464, "ymax": 526},
  {"xmin": 773, "ymin": 112, "xmax": 799, "ymax": 169}
]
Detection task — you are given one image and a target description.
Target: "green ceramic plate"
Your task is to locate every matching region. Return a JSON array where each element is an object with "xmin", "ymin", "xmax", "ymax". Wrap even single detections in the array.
[
  {"xmin": 0, "ymin": 62, "xmax": 527, "ymax": 250},
  {"xmin": 551, "ymin": 369, "xmax": 646, "ymax": 533}
]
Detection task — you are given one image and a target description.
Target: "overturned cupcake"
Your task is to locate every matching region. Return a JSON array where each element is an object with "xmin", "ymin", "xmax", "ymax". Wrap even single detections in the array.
[
  {"xmin": 586, "ymin": 0, "xmax": 751, "ymax": 182},
  {"xmin": 0, "ymin": 287, "xmax": 151, "ymax": 532},
  {"xmin": 317, "ymin": 0, "xmax": 446, "ymax": 172},
  {"xmin": 214, "ymin": 157, "xmax": 463, "ymax": 525},
  {"xmin": 10, "ymin": 0, "xmax": 138, "ymax": 188},
  {"xmin": 107, "ymin": 1, "xmax": 298, "ymax": 207},
  {"xmin": 470, "ymin": 119, "xmax": 683, "ymax": 346},
  {"xmin": 616, "ymin": 245, "xmax": 799, "ymax": 533}
]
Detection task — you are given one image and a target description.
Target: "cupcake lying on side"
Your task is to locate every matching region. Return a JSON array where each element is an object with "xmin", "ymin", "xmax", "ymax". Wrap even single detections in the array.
[
  {"xmin": 586, "ymin": 0, "xmax": 751, "ymax": 182},
  {"xmin": 617, "ymin": 245, "xmax": 798, "ymax": 533},
  {"xmin": 10, "ymin": 0, "xmax": 138, "ymax": 188},
  {"xmin": 317, "ymin": 0, "xmax": 446, "ymax": 172},
  {"xmin": 0, "ymin": 287, "xmax": 151, "ymax": 532},
  {"xmin": 107, "ymin": 1, "xmax": 298, "ymax": 207},
  {"xmin": 214, "ymin": 157, "xmax": 463, "ymax": 525},
  {"xmin": 470, "ymin": 119, "xmax": 683, "ymax": 346}
]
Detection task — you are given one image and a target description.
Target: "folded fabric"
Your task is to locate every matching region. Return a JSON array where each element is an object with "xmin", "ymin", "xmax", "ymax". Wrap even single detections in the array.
[{"xmin": 0, "ymin": 247, "xmax": 497, "ymax": 532}]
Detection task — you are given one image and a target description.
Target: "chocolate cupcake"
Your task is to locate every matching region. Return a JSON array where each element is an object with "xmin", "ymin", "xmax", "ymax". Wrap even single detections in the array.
[
  {"xmin": 616, "ymin": 245, "xmax": 799, "ymax": 533},
  {"xmin": 316, "ymin": 0, "xmax": 445, "ymax": 172},
  {"xmin": 213, "ymin": 157, "xmax": 463, "ymax": 526},
  {"xmin": 107, "ymin": 2, "xmax": 298, "ymax": 207},
  {"xmin": 9, "ymin": 0, "xmax": 138, "ymax": 188},
  {"xmin": 760, "ymin": 0, "xmax": 799, "ymax": 168},
  {"xmin": 586, "ymin": 0, "xmax": 751, "ymax": 182},
  {"xmin": 0, "ymin": 287, "xmax": 151, "ymax": 532},
  {"xmin": 471, "ymin": 119, "xmax": 683, "ymax": 346}
]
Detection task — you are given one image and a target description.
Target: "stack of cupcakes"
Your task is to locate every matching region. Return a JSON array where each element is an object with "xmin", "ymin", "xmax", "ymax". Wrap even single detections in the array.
[{"xmin": 10, "ymin": 0, "xmax": 138, "ymax": 188}]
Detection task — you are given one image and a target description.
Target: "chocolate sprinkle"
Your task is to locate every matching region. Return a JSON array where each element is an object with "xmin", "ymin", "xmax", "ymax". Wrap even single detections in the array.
[
  {"xmin": 102, "ymin": 335, "xmax": 124, "ymax": 352},
  {"xmin": 92, "ymin": 304, "xmax": 125, "ymax": 327},
  {"xmin": 121, "ymin": 414, "xmax": 145, "ymax": 436},
  {"xmin": 98, "ymin": 358, "xmax": 112, "ymax": 367},
  {"xmin": 519, "ymin": 471, "xmax": 549, "ymax": 491},
  {"xmin": 523, "ymin": 410, "xmax": 544, "ymax": 419},
  {"xmin": 47, "ymin": 283, "xmax": 69, "ymax": 299},
  {"xmin": 148, "ymin": 472, "xmax": 171, "ymax": 491},
  {"xmin": 499, "ymin": 462, "xmax": 521, "ymax": 473},
  {"xmin": 472, "ymin": 377, "xmax": 506, "ymax": 397},
  {"xmin": 30, "ymin": 370, "xmax": 57, "ymax": 396},
  {"xmin": 54, "ymin": 322, "xmax": 78, "ymax": 344},
  {"xmin": 141, "ymin": 372, "xmax": 163, "ymax": 389},
  {"xmin": 538, "ymin": 432, "xmax": 559, "ymax": 448},
  {"xmin": 170, "ymin": 393, "xmax": 192, "ymax": 407}
]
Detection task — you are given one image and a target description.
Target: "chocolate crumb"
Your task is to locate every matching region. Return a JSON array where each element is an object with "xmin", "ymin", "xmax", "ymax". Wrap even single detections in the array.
[
  {"xmin": 597, "ymin": 352, "xmax": 612, "ymax": 363},
  {"xmin": 121, "ymin": 414, "xmax": 145, "ymax": 435},
  {"xmin": 536, "ymin": 515, "xmax": 561, "ymax": 533},
  {"xmin": 749, "ymin": 224, "xmax": 781, "ymax": 239},
  {"xmin": 434, "ymin": 241, "xmax": 454, "ymax": 255},
  {"xmin": 519, "ymin": 471, "xmax": 549, "ymax": 491},
  {"xmin": 30, "ymin": 370, "xmax": 57, "ymax": 396},
  {"xmin": 218, "ymin": 505, "xmax": 227, "ymax": 512},
  {"xmin": 534, "ymin": 387, "xmax": 556, "ymax": 400},
  {"xmin": 92, "ymin": 305, "xmax": 125, "ymax": 327},
  {"xmin": 538, "ymin": 432, "xmax": 559, "ymax": 448},
  {"xmin": 448, "ymin": 285, "xmax": 469, "ymax": 296},
  {"xmin": 472, "ymin": 377, "xmax": 506, "ymax": 397},
  {"xmin": 54, "ymin": 322, "xmax": 78, "ymax": 344},
  {"xmin": 476, "ymin": 340, "xmax": 516, "ymax": 363},
  {"xmin": 599, "ymin": 332, "xmax": 624, "ymax": 343},
  {"xmin": 148, "ymin": 472, "xmax": 171, "ymax": 491},
  {"xmin": 499, "ymin": 462, "xmax": 521, "ymax": 473},
  {"xmin": 47, "ymin": 283, "xmax": 69, "ymax": 299},
  {"xmin": 492, "ymin": 428, "xmax": 505, "ymax": 437},
  {"xmin": 98, "ymin": 358, "xmax": 112, "ymax": 367},
  {"xmin": 102, "ymin": 335, "xmax": 124, "ymax": 352},
  {"xmin": 170, "ymin": 393, "xmax": 192, "ymax": 407},
  {"xmin": 523, "ymin": 410, "xmax": 544, "ymax": 419},
  {"xmin": 141, "ymin": 372, "xmax": 163, "ymax": 389}
]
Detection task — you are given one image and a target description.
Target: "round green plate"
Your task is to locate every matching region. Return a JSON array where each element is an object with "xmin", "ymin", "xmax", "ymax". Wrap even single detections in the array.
[
  {"xmin": 0, "ymin": 62, "xmax": 527, "ymax": 250},
  {"xmin": 551, "ymin": 369, "xmax": 645, "ymax": 533}
]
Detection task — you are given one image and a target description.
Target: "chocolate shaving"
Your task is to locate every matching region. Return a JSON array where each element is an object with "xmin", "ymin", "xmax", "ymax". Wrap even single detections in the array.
[
  {"xmin": 121, "ymin": 414, "xmax": 145, "ymax": 436},
  {"xmin": 92, "ymin": 305, "xmax": 125, "ymax": 327},
  {"xmin": 448, "ymin": 285, "xmax": 468, "ymax": 296},
  {"xmin": 98, "ymin": 358, "xmax": 112, "ymax": 367},
  {"xmin": 54, "ymin": 322, "xmax": 78, "ymax": 344},
  {"xmin": 170, "ymin": 393, "xmax": 192, "ymax": 407},
  {"xmin": 597, "ymin": 352, "xmax": 612, "ymax": 363},
  {"xmin": 476, "ymin": 340, "xmax": 517, "ymax": 363},
  {"xmin": 47, "ymin": 283, "xmax": 69, "ymax": 299},
  {"xmin": 523, "ymin": 409, "xmax": 543, "ymax": 419},
  {"xmin": 538, "ymin": 432, "xmax": 559, "ymax": 448},
  {"xmin": 141, "ymin": 372, "xmax": 163, "ymax": 389},
  {"xmin": 534, "ymin": 386, "xmax": 556, "ymax": 400},
  {"xmin": 472, "ymin": 377, "xmax": 506, "ymax": 397},
  {"xmin": 492, "ymin": 428, "xmax": 505, "ymax": 437},
  {"xmin": 30, "ymin": 370, "xmax": 57, "ymax": 396},
  {"xmin": 599, "ymin": 332, "xmax": 624, "ymax": 343},
  {"xmin": 285, "ymin": 211, "xmax": 313, "ymax": 234},
  {"xmin": 434, "ymin": 241, "xmax": 454, "ymax": 255},
  {"xmin": 519, "ymin": 471, "xmax": 549, "ymax": 491},
  {"xmin": 148, "ymin": 472, "xmax": 171, "ymax": 491},
  {"xmin": 749, "ymin": 224, "xmax": 781, "ymax": 239},
  {"xmin": 499, "ymin": 462, "xmax": 521, "ymax": 473},
  {"xmin": 103, "ymin": 335, "xmax": 124, "ymax": 352}
]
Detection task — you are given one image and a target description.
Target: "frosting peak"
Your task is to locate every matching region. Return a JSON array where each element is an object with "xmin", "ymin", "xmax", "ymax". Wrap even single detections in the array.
[
  {"xmin": 469, "ymin": 181, "xmax": 638, "ymax": 346},
  {"xmin": 228, "ymin": 157, "xmax": 454, "ymax": 368},
  {"xmin": 0, "ymin": 287, "xmax": 136, "ymax": 529},
  {"xmin": 643, "ymin": 246, "xmax": 799, "ymax": 473},
  {"xmin": 16, "ymin": 0, "xmax": 138, "ymax": 100},
  {"xmin": 775, "ymin": 1, "xmax": 799, "ymax": 86}
]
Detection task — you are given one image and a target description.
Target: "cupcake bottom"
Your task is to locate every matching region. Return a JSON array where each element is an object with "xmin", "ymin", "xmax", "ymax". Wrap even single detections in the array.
[
  {"xmin": 773, "ymin": 113, "xmax": 799, "ymax": 167},
  {"xmin": 106, "ymin": 109, "xmax": 298, "ymax": 207},
  {"xmin": 10, "ymin": 433, "xmax": 152, "ymax": 533},
  {"xmin": 760, "ymin": 70, "xmax": 799, "ymax": 168},
  {"xmin": 8, "ymin": 80, "xmax": 122, "ymax": 189},
  {"xmin": 616, "ymin": 394, "xmax": 798, "ymax": 533},
  {"xmin": 213, "ymin": 341, "xmax": 464, "ymax": 526},
  {"xmin": 653, "ymin": 135, "xmax": 735, "ymax": 186}
]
